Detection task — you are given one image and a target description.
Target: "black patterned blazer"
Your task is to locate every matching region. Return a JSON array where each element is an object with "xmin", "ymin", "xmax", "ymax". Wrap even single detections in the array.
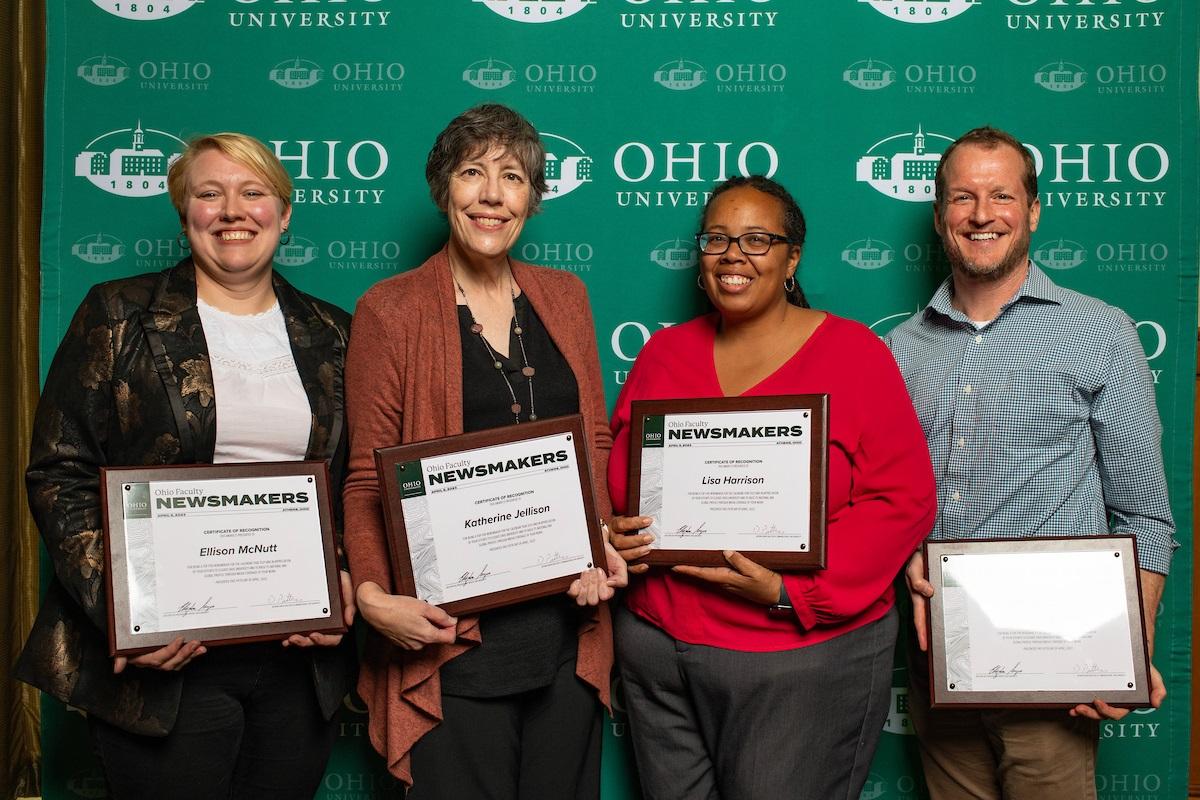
[{"xmin": 17, "ymin": 258, "xmax": 355, "ymax": 735}]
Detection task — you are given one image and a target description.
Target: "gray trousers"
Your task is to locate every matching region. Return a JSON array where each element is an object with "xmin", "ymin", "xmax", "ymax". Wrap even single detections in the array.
[{"xmin": 614, "ymin": 605, "xmax": 898, "ymax": 800}]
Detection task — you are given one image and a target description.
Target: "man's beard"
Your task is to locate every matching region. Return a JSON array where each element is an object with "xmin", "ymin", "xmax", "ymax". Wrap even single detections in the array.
[{"xmin": 940, "ymin": 226, "xmax": 1030, "ymax": 283}]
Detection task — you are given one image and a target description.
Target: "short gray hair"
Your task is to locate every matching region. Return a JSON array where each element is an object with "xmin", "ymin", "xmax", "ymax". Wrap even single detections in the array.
[{"xmin": 425, "ymin": 104, "xmax": 548, "ymax": 216}]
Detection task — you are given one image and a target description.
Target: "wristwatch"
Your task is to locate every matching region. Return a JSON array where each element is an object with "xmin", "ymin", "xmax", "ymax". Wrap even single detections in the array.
[{"xmin": 766, "ymin": 582, "xmax": 794, "ymax": 620}]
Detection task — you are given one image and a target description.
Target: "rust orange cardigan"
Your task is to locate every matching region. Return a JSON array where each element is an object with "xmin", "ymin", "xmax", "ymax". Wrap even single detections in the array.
[{"xmin": 343, "ymin": 247, "xmax": 614, "ymax": 786}]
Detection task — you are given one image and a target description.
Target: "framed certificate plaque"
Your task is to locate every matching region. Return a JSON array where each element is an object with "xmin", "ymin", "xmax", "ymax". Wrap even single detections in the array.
[
  {"xmin": 926, "ymin": 536, "xmax": 1152, "ymax": 709},
  {"xmin": 101, "ymin": 461, "xmax": 345, "ymax": 657},
  {"xmin": 375, "ymin": 414, "xmax": 606, "ymax": 616},
  {"xmin": 626, "ymin": 395, "xmax": 828, "ymax": 569}
]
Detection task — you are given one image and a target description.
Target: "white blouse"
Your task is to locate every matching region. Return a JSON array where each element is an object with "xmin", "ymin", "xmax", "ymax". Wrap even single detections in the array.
[{"xmin": 197, "ymin": 298, "xmax": 311, "ymax": 463}]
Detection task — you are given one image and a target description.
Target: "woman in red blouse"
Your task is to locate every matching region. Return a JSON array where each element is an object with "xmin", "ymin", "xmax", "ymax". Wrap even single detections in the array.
[{"xmin": 607, "ymin": 175, "xmax": 936, "ymax": 799}]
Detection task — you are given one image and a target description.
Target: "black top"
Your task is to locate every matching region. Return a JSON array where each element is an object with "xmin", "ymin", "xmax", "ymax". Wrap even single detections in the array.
[{"xmin": 439, "ymin": 293, "xmax": 582, "ymax": 697}]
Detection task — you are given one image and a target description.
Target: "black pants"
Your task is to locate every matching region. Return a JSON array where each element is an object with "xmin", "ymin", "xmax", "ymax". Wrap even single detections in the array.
[
  {"xmin": 89, "ymin": 643, "xmax": 337, "ymax": 800},
  {"xmin": 406, "ymin": 658, "xmax": 602, "ymax": 800}
]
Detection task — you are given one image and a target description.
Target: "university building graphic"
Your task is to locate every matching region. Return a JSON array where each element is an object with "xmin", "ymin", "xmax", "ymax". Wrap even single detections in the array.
[
  {"xmin": 843, "ymin": 59, "xmax": 896, "ymax": 90},
  {"xmin": 654, "ymin": 60, "xmax": 706, "ymax": 91},
  {"xmin": 77, "ymin": 55, "xmax": 130, "ymax": 86},
  {"xmin": 74, "ymin": 122, "xmax": 182, "ymax": 197},
  {"xmin": 71, "ymin": 233, "xmax": 125, "ymax": 265},
  {"xmin": 1034, "ymin": 62, "xmax": 1087, "ymax": 92},
  {"xmin": 855, "ymin": 126, "xmax": 949, "ymax": 202},
  {"xmin": 841, "ymin": 239, "xmax": 896, "ymax": 270},
  {"xmin": 463, "ymin": 58, "xmax": 517, "ymax": 90},
  {"xmin": 269, "ymin": 59, "xmax": 323, "ymax": 89},
  {"xmin": 541, "ymin": 133, "xmax": 593, "ymax": 200},
  {"xmin": 1034, "ymin": 239, "xmax": 1087, "ymax": 270},
  {"xmin": 651, "ymin": 239, "xmax": 698, "ymax": 271}
]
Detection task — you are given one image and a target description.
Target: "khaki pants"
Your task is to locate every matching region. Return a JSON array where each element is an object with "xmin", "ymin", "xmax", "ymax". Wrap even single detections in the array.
[{"xmin": 908, "ymin": 646, "xmax": 1100, "ymax": 799}]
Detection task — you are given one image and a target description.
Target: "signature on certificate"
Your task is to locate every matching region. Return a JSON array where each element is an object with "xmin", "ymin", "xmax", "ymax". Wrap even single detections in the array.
[
  {"xmin": 535, "ymin": 552, "xmax": 579, "ymax": 567},
  {"xmin": 673, "ymin": 522, "xmax": 708, "ymax": 536},
  {"xmin": 176, "ymin": 597, "xmax": 216, "ymax": 617},
  {"xmin": 752, "ymin": 523, "xmax": 783, "ymax": 535},
  {"xmin": 986, "ymin": 662, "xmax": 1024, "ymax": 678},
  {"xmin": 456, "ymin": 564, "xmax": 494, "ymax": 585},
  {"xmin": 1073, "ymin": 661, "xmax": 1115, "ymax": 677},
  {"xmin": 266, "ymin": 592, "xmax": 308, "ymax": 606}
]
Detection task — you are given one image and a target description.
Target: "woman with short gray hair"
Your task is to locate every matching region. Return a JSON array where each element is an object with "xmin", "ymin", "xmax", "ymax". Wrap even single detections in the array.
[{"xmin": 343, "ymin": 103, "xmax": 625, "ymax": 798}]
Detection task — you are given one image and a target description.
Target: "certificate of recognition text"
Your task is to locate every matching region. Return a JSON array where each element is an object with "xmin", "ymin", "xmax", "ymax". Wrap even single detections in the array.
[
  {"xmin": 119, "ymin": 473, "xmax": 333, "ymax": 637},
  {"xmin": 392, "ymin": 430, "xmax": 594, "ymax": 606},
  {"xmin": 637, "ymin": 408, "xmax": 813, "ymax": 554}
]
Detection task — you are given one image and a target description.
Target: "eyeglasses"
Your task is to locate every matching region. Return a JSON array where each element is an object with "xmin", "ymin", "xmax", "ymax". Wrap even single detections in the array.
[{"xmin": 695, "ymin": 231, "xmax": 793, "ymax": 256}]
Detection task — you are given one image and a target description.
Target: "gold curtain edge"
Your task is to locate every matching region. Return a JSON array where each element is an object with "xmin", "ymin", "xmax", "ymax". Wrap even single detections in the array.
[{"xmin": 4, "ymin": 1, "xmax": 46, "ymax": 797}]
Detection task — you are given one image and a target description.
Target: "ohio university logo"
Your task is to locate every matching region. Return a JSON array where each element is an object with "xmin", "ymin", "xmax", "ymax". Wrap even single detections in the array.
[
  {"xmin": 276, "ymin": 237, "xmax": 320, "ymax": 267},
  {"xmin": 540, "ymin": 133, "xmax": 593, "ymax": 201},
  {"xmin": 463, "ymin": 58, "xmax": 517, "ymax": 90},
  {"xmin": 843, "ymin": 59, "xmax": 897, "ymax": 90},
  {"xmin": 883, "ymin": 684, "xmax": 916, "ymax": 735},
  {"xmin": 842, "ymin": 238, "xmax": 895, "ymax": 270},
  {"xmin": 78, "ymin": 55, "xmax": 131, "ymax": 87},
  {"xmin": 91, "ymin": 0, "xmax": 202, "ymax": 21},
  {"xmin": 860, "ymin": 773, "xmax": 887, "ymax": 800},
  {"xmin": 270, "ymin": 59, "xmax": 323, "ymax": 89},
  {"xmin": 1033, "ymin": 238, "xmax": 1087, "ymax": 270},
  {"xmin": 71, "ymin": 233, "xmax": 126, "ymax": 265},
  {"xmin": 655, "ymin": 60, "xmax": 707, "ymax": 91},
  {"xmin": 474, "ymin": 0, "xmax": 594, "ymax": 24},
  {"xmin": 859, "ymin": 0, "xmax": 980, "ymax": 24},
  {"xmin": 74, "ymin": 122, "xmax": 184, "ymax": 198},
  {"xmin": 650, "ymin": 238, "xmax": 698, "ymax": 271},
  {"xmin": 1035, "ymin": 61, "xmax": 1087, "ymax": 92},
  {"xmin": 856, "ymin": 126, "xmax": 954, "ymax": 202}
]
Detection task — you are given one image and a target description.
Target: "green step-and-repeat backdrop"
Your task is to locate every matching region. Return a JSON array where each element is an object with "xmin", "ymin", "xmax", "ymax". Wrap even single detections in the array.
[{"xmin": 40, "ymin": 1, "xmax": 1197, "ymax": 798}]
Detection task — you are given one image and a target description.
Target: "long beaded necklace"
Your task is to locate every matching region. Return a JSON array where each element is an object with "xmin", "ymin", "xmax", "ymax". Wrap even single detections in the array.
[{"xmin": 453, "ymin": 270, "xmax": 537, "ymax": 424}]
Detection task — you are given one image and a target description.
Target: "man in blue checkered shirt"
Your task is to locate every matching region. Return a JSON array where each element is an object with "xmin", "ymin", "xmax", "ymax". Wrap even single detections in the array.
[{"xmin": 886, "ymin": 126, "xmax": 1176, "ymax": 799}]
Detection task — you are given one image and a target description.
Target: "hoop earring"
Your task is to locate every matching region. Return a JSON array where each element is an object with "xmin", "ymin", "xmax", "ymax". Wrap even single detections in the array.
[
  {"xmin": 696, "ymin": 274, "xmax": 705, "ymax": 290},
  {"xmin": 280, "ymin": 228, "xmax": 292, "ymax": 246},
  {"xmin": 783, "ymin": 275, "xmax": 796, "ymax": 293},
  {"xmin": 176, "ymin": 231, "xmax": 190, "ymax": 251}
]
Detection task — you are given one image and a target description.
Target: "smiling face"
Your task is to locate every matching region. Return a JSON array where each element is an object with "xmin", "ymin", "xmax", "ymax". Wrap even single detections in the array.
[
  {"xmin": 184, "ymin": 148, "xmax": 290, "ymax": 295},
  {"xmin": 698, "ymin": 186, "xmax": 800, "ymax": 324},
  {"xmin": 445, "ymin": 144, "xmax": 530, "ymax": 271},
  {"xmin": 935, "ymin": 142, "xmax": 1040, "ymax": 283}
]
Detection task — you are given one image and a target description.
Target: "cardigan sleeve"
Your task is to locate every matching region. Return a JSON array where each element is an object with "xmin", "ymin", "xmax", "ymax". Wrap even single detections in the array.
[
  {"xmin": 784, "ymin": 336, "xmax": 936, "ymax": 629},
  {"xmin": 342, "ymin": 296, "xmax": 405, "ymax": 593},
  {"xmin": 26, "ymin": 286, "xmax": 120, "ymax": 633}
]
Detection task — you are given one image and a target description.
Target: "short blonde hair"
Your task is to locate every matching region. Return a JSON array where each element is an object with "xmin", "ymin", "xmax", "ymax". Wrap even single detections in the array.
[{"xmin": 167, "ymin": 132, "xmax": 293, "ymax": 221}]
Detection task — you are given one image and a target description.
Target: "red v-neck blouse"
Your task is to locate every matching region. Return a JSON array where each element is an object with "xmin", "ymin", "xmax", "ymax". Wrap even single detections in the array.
[{"xmin": 608, "ymin": 312, "xmax": 936, "ymax": 652}]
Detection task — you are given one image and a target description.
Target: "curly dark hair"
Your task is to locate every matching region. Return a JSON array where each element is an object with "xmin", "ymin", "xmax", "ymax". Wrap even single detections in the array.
[{"xmin": 700, "ymin": 175, "xmax": 808, "ymax": 308}]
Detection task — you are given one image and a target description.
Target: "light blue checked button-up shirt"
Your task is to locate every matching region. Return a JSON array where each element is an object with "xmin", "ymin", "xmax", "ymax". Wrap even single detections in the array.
[{"xmin": 885, "ymin": 263, "xmax": 1177, "ymax": 575}]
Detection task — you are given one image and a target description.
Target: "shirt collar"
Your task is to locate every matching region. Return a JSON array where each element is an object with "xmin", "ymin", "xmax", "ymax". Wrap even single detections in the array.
[{"xmin": 923, "ymin": 261, "xmax": 1064, "ymax": 326}]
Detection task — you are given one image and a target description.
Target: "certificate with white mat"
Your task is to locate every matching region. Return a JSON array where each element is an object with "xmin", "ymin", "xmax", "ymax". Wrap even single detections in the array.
[
  {"xmin": 626, "ymin": 395, "xmax": 828, "ymax": 568},
  {"xmin": 926, "ymin": 536, "xmax": 1151, "ymax": 708},
  {"xmin": 375, "ymin": 415, "xmax": 605, "ymax": 616},
  {"xmin": 101, "ymin": 461, "xmax": 345, "ymax": 656}
]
